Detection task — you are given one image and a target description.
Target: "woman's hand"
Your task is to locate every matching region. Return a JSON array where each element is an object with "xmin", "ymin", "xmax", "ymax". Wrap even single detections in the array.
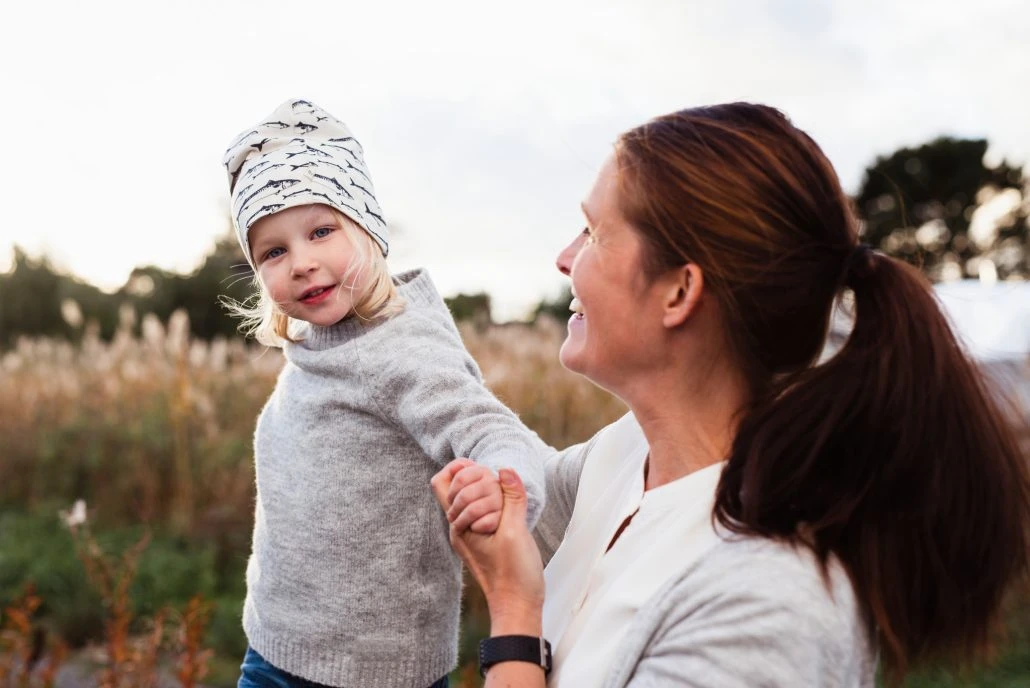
[{"xmin": 432, "ymin": 459, "xmax": 545, "ymax": 635}]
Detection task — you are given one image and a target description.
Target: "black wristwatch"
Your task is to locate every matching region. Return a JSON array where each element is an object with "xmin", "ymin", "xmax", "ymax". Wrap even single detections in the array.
[{"xmin": 478, "ymin": 635, "xmax": 553, "ymax": 677}]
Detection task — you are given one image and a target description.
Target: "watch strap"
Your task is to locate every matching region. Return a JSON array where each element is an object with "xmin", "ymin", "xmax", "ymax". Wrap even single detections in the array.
[{"xmin": 479, "ymin": 634, "xmax": 553, "ymax": 677}]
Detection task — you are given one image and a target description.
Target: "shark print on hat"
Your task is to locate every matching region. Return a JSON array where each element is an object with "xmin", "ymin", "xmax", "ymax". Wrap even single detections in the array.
[{"xmin": 223, "ymin": 99, "xmax": 389, "ymax": 265}]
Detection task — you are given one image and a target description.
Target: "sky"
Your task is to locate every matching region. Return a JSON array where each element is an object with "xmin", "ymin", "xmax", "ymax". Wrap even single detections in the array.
[{"xmin": 1, "ymin": 0, "xmax": 1028, "ymax": 320}]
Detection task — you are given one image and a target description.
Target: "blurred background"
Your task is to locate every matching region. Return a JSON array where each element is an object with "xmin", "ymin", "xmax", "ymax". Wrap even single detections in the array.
[{"xmin": 1, "ymin": 0, "xmax": 1028, "ymax": 686}]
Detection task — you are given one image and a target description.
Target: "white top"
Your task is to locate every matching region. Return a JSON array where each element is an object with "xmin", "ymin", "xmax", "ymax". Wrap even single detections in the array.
[{"xmin": 542, "ymin": 416, "xmax": 726, "ymax": 687}]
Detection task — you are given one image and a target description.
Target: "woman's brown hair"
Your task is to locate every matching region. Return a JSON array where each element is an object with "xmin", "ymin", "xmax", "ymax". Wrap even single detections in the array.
[{"xmin": 615, "ymin": 103, "xmax": 1030, "ymax": 683}]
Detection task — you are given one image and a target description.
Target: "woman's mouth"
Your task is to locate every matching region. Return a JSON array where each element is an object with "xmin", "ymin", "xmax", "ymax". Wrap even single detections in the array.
[
  {"xmin": 569, "ymin": 295, "xmax": 584, "ymax": 320},
  {"xmin": 568, "ymin": 286, "xmax": 585, "ymax": 319},
  {"xmin": 300, "ymin": 285, "xmax": 335, "ymax": 305}
]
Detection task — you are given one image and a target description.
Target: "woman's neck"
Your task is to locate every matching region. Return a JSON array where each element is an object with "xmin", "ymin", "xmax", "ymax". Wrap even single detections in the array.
[{"xmin": 624, "ymin": 362, "xmax": 749, "ymax": 491}]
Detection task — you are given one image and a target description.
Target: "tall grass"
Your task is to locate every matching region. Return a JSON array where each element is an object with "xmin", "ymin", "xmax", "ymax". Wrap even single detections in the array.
[
  {"xmin": 1, "ymin": 310, "xmax": 1026, "ymax": 686},
  {"xmin": 0, "ymin": 310, "xmax": 624, "ymax": 685},
  {"xmin": 0, "ymin": 311, "xmax": 622, "ymax": 530},
  {"xmin": 1, "ymin": 311, "xmax": 279, "ymax": 537}
]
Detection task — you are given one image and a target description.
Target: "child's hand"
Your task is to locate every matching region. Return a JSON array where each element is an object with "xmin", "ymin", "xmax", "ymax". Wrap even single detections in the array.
[{"xmin": 446, "ymin": 460, "xmax": 504, "ymax": 535}]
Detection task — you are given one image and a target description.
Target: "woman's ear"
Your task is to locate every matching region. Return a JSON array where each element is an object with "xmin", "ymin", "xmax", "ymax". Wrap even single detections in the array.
[{"xmin": 661, "ymin": 263, "xmax": 704, "ymax": 329}]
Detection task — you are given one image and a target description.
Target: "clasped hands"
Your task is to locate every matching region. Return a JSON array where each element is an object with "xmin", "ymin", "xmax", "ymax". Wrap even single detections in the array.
[{"xmin": 431, "ymin": 459, "xmax": 545, "ymax": 629}]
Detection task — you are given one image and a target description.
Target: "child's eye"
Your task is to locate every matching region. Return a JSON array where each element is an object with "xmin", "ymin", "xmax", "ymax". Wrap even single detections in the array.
[
  {"xmin": 263, "ymin": 247, "xmax": 285, "ymax": 261},
  {"xmin": 312, "ymin": 226, "xmax": 334, "ymax": 239}
]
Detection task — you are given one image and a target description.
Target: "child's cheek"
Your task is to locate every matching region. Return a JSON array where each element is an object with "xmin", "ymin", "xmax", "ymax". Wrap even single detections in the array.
[{"xmin": 260, "ymin": 268, "xmax": 288, "ymax": 305}]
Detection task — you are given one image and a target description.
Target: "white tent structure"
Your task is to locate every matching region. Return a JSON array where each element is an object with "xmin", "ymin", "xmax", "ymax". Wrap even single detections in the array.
[
  {"xmin": 936, "ymin": 281, "xmax": 1030, "ymax": 415},
  {"xmin": 827, "ymin": 280, "xmax": 1030, "ymax": 414},
  {"xmin": 934, "ymin": 281, "xmax": 1030, "ymax": 363}
]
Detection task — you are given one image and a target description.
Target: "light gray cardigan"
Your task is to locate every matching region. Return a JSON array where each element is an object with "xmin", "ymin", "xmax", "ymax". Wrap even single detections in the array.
[{"xmin": 533, "ymin": 414, "xmax": 877, "ymax": 687}]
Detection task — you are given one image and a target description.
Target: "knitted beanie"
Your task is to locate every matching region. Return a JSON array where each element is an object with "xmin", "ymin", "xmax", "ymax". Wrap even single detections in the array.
[{"xmin": 223, "ymin": 99, "xmax": 388, "ymax": 264}]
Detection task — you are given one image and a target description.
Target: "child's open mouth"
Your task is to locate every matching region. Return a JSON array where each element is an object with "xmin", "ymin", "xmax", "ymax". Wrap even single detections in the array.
[{"xmin": 300, "ymin": 285, "xmax": 335, "ymax": 305}]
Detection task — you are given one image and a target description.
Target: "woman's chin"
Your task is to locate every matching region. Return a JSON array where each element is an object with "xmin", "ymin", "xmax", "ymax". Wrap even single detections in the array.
[{"xmin": 558, "ymin": 339, "xmax": 585, "ymax": 374}]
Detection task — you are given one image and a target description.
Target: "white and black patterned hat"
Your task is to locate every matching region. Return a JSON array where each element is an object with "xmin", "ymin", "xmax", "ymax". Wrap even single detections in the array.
[{"xmin": 223, "ymin": 98, "xmax": 388, "ymax": 264}]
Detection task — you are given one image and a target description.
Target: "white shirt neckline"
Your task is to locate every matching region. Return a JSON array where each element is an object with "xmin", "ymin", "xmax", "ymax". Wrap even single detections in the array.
[{"xmin": 542, "ymin": 416, "xmax": 726, "ymax": 687}]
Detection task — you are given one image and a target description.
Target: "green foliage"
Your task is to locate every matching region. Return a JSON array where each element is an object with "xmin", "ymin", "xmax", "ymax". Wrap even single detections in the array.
[
  {"xmin": 0, "ymin": 508, "xmax": 103, "ymax": 646},
  {"xmin": 898, "ymin": 596, "xmax": 1030, "ymax": 686},
  {"xmin": 855, "ymin": 137, "xmax": 1028, "ymax": 280},
  {"xmin": 0, "ymin": 249, "xmax": 119, "ymax": 348},
  {"xmin": 0, "ymin": 508, "xmax": 246, "ymax": 656},
  {"xmin": 531, "ymin": 285, "xmax": 572, "ymax": 323},
  {"xmin": 132, "ymin": 540, "xmax": 218, "ymax": 615},
  {"xmin": 444, "ymin": 292, "xmax": 492, "ymax": 328},
  {"xmin": 0, "ymin": 232, "xmax": 251, "ymax": 349},
  {"xmin": 121, "ymin": 233, "xmax": 254, "ymax": 342},
  {"xmin": 204, "ymin": 596, "xmax": 248, "ymax": 658}
]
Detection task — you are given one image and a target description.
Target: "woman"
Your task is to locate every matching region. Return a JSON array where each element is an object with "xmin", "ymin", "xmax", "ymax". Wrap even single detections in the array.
[{"xmin": 432, "ymin": 103, "xmax": 1030, "ymax": 687}]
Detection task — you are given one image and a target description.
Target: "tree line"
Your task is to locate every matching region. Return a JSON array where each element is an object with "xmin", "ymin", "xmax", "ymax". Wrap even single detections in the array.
[{"xmin": 1, "ymin": 136, "xmax": 1026, "ymax": 349}]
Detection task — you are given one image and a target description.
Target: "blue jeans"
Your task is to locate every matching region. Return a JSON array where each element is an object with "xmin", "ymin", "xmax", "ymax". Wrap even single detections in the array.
[{"xmin": 238, "ymin": 646, "xmax": 449, "ymax": 688}]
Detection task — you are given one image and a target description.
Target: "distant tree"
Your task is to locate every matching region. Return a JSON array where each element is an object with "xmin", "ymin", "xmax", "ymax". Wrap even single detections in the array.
[
  {"xmin": 189, "ymin": 232, "xmax": 255, "ymax": 338},
  {"xmin": 0, "ymin": 231, "xmax": 252, "ymax": 349},
  {"xmin": 121, "ymin": 232, "xmax": 252, "ymax": 340},
  {"xmin": 532, "ymin": 285, "xmax": 573, "ymax": 323},
  {"xmin": 445, "ymin": 292, "xmax": 492, "ymax": 330},
  {"xmin": 854, "ymin": 137, "xmax": 1028, "ymax": 281},
  {"xmin": 0, "ymin": 248, "xmax": 120, "ymax": 348}
]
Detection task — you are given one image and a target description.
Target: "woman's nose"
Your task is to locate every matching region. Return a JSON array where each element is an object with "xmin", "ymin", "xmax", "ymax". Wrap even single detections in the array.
[{"xmin": 555, "ymin": 233, "xmax": 586, "ymax": 276}]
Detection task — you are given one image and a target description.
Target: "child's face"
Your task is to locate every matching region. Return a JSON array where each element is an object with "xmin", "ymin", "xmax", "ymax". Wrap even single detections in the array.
[{"xmin": 249, "ymin": 204, "xmax": 369, "ymax": 327}]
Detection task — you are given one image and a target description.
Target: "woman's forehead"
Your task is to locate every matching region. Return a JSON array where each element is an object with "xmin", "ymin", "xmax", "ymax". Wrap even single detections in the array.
[{"xmin": 584, "ymin": 155, "xmax": 622, "ymax": 217}]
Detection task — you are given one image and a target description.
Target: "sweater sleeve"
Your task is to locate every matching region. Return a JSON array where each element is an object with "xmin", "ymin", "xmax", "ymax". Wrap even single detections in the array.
[
  {"xmin": 612, "ymin": 539, "xmax": 873, "ymax": 688},
  {"xmin": 364, "ymin": 309, "xmax": 550, "ymax": 528},
  {"xmin": 532, "ymin": 434, "xmax": 595, "ymax": 565}
]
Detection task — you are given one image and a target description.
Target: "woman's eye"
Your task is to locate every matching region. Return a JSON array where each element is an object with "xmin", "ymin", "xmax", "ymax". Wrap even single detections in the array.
[{"xmin": 312, "ymin": 226, "xmax": 333, "ymax": 239}]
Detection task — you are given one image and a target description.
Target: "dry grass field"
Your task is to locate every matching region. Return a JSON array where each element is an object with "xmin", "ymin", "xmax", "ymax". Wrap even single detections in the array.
[{"xmin": 0, "ymin": 310, "xmax": 1026, "ymax": 687}]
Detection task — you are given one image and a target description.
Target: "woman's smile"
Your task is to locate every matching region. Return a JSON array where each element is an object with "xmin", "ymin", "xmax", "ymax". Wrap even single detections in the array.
[{"xmin": 568, "ymin": 290, "xmax": 584, "ymax": 320}]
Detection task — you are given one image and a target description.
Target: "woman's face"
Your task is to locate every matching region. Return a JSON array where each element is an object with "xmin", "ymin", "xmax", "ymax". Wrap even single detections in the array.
[{"xmin": 556, "ymin": 154, "xmax": 669, "ymax": 392}]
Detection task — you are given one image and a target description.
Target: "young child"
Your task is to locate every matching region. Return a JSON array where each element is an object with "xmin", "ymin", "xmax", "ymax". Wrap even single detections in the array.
[{"xmin": 223, "ymin": 99, "xmax": 547, "ymax": 688}]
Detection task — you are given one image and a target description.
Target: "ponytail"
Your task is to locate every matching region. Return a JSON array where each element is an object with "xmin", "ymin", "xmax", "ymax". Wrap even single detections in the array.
[
  {"xmin": 613, "ymin": 103, "xmax": 1029, "ymax": 684},
  {"xmin": 714, "ymin": 249, "xmax": 1030, "ymax": 682}
]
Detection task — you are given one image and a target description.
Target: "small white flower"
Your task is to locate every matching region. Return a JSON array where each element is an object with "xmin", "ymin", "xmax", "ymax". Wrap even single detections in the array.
[{"xmin": 60, "ymin": 499, "xmax": 88, "ymax": 528}]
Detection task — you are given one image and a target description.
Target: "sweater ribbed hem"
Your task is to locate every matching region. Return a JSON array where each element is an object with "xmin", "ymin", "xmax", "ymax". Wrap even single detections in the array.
[
  {"xmin": 245, "ymin": 618, "xmax": 456, "ymax": 688},
  {"xmin": 302, "ymin": 268, "xmax": 443, "ymax": 350}
]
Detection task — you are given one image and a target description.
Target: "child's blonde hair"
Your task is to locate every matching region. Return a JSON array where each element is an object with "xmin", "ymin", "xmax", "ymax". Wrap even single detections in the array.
[{"xmin": 225, "ymin": 210, "xmax": 404, "ymax": 347}]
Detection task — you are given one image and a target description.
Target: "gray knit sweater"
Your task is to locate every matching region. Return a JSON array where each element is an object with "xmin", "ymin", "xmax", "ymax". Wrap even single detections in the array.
[
  {"xmin": 534, "ymin": 414, "xmax": 878, "ymax": 687},
  {"xmin": 243, "ymin": 269, "xmax": 548, "ymax": 687}
]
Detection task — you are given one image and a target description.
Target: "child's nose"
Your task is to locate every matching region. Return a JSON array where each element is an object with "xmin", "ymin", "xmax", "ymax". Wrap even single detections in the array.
[{"xmin": 291, "ymin": 251, "xmax": 318, "ymax": 276}]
